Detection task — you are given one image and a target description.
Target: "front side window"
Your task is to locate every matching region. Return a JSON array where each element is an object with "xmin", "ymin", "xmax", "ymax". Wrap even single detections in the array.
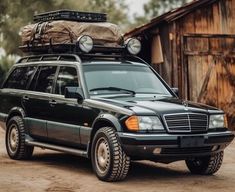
[
  {"xmin": 55, "ymin": 66, "xmax": 79, "ymax": 95},
  {"xmin": 34, "ymin": 66, "xmax": 57, "ymax": 93},
  {"xmin": 28, "ymin": 67, "xmax": 40, "ymax": 91},
  {"xmin": 4, "ymin": 66, "xmax": 36, "ymax": 90},
  {"xmin": 83, "ymin": 63, "xmax": 172, "ymax": 96}
]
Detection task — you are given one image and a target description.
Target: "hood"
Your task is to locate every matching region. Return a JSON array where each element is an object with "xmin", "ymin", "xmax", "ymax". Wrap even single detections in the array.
[{"xmin": 94, "ymin": 96, "xmax": 221, "ymax": 116}]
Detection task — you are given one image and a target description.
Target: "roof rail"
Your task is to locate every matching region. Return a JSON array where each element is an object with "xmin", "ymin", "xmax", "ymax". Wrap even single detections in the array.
[
  {"xmin": 79, "ymin": 54, "xmax": 150, "ymax": 66},
  {"xmin": 17, "ymin": 54, "xmax": 81, "ymax": 64},
  {"xmin": 17, "ymin": 53, "xmax": 149, "ymax": 66}
]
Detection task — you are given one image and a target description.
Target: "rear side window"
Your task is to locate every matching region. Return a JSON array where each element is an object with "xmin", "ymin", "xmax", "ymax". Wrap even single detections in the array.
[
  {"xmin": 55, "ymin": 66, "xmax": 79, "ymax": 95},
  {"xmin": 34, "ymin": 66, "xmax": 57, "ymax": 93},
  {"xmin": 4, "ymin": 66, "xmax": 36, "ymax": 90}
]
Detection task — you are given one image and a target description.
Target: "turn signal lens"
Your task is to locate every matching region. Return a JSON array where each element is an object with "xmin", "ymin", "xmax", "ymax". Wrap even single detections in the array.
[
  {"xmin": 125, "ymin": 116, "xmax": 139, "ymax": 131},
  {"xmin": 224, "ymin": 114, "xmax": 228, "ymax": 128}
]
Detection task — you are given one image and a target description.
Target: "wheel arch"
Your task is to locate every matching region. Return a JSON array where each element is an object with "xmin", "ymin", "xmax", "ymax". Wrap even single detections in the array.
[
  {"xmin": 6, "ymin": 107, "xmax": 26, "ymax": 126},
  {"xmin": 88, "ymin": 113, "xmax": 122, "ymax": 158}
]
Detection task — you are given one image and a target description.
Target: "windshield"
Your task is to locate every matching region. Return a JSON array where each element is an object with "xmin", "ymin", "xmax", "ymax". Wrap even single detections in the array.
[{"xmin": 83, "ymin": 63, "xmax": 172, "ymax": 97}]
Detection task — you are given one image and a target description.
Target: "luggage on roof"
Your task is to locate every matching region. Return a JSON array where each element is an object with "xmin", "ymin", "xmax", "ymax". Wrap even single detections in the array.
[
  {"xmin": 20, "ymin": 10, "xmax": 123, "ymax": 53},
  {"xmin": 21, "ymin": 21, "xmax": 123, "ymax": 47}
]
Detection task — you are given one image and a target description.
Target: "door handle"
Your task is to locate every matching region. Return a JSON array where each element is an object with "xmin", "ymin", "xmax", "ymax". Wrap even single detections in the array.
[
  {"xmin": 22, "ymin": 95, "xmax": 29, "ymax": 101},
  {"xmin": 49, "ymin": 100, "xmax": 57, "ymax": 106}
]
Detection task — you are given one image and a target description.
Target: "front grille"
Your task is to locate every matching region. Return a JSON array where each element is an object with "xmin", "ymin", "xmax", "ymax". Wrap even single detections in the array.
[
  {"xmin": 161, "ymin": 147, "xmax": 212, "ymax": 155},
  {"xmin": 164, "ymin": 113, "xmax": 208, "ymax": 133}
]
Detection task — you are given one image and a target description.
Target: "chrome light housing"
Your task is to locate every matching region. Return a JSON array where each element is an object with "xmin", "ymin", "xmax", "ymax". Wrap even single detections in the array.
[
  {"xmin": 209, "ymin": 114, "xmax": 226, "ymax": 128},
  {"xmin": 125, "ymin": 38, "xmax": 141, "ymax": 55},
  {"xmin": 77, "ymin": 35, "xmax": 93, "ymax": 53}
]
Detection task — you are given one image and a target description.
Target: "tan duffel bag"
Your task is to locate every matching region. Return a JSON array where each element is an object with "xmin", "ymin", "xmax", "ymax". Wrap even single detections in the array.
[{"xmin": 20, "ymin": 20, "xmax": 123, "ymax": 47}]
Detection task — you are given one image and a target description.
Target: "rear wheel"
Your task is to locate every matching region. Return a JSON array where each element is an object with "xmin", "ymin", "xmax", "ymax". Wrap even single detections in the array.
[
  {"xmin": 91, "ymin": 127, "xmax": 130, "ymax": 181},
  {"xmin": 185, "ymin": 151, "xmax": 224, "ymax": 175},
  {"xmin": 6, "ymin": 116, "xmax": 34, "ymax": 160}
]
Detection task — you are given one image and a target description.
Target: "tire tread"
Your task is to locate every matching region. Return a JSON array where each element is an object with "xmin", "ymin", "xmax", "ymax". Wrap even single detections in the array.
[
  {"xmin": 6, "ymin": 116, "xmax": 34, "ymax": 160},
  {"xmin": 186, "ymin": 151, "xmax": 224, "ymax": 175},
  {"xmin": 92, "ymin": 127, "xmax": 130, "ymax": 181}
]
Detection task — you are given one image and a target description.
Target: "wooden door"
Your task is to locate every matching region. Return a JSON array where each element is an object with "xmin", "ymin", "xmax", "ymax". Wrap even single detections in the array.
[{"xmin": 182, "ymin": 34, "xmax": 235, "ymax": 130}]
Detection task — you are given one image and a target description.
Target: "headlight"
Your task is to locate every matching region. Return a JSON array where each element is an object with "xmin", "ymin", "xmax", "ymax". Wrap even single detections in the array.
[
  {"xmin": 125, "ymin": 116, "xmax": 164, "ymax": 131},
  {"xmin": 209, "ymin": 114, "xmax": 227, "ymax": 128},
  {"xmin": 77, "ymin": 35, "xmax": 93, "ymax": 53},
  {"xmin": 125, "ymin": 38, "xmax": 141, "ymax": 55}
]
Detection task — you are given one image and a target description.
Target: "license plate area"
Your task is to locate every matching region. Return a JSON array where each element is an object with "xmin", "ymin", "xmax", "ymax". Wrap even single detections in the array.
[{"xmin": 180, "ymin": 136, "xmax": 204, "ymax": 148}]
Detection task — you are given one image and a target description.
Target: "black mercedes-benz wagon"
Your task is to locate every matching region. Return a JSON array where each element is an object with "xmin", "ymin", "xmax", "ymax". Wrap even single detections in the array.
[{"xmin": 0, "ymin": 35, "xmax": 234, "ymax": 181}]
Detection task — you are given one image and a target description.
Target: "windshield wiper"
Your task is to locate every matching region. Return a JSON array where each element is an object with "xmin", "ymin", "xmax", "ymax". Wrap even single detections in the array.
[{"xmin": 90, "ymin": 87, "xmax": 136, "ymax": 95}]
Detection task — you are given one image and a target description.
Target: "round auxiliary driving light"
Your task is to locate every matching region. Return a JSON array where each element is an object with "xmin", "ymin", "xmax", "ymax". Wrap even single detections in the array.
[
  {"xmin": 125, "ymin": 38, "xmax": 141, "ymax": 55},
  {"xmin": 77, "ymin": 35, "xmax": 93, "ymax": 53}
]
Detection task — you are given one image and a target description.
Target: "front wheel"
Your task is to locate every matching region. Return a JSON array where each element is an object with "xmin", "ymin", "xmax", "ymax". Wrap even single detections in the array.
[
  {"xmin": 91, "ymin": 127, "xmax": 130, "ymax": 182},
  {"xmin": 185, "ymin": 151, "xmax": 224, "ymax": 175}
]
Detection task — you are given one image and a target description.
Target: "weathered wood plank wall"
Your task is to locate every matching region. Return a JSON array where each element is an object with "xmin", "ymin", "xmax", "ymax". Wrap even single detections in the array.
[
  {"xmin": 159, "ymin": 0, "xmax": 235, "ymax": 129},
  {"xmin": 126, "ymin": 0, "xmax": 235, "ymax": 129}
]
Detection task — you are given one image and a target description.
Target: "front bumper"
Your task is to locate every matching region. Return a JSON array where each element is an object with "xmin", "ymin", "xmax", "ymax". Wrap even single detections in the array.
[{"xmin": 117, "ymin": 131, "xmax": 234, "ymax": 161}]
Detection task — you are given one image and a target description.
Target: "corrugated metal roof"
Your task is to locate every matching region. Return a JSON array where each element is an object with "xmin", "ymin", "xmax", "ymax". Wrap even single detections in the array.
[{"xmin": 125, "ymin": 0, "xmax": 218, "ymax": 37}]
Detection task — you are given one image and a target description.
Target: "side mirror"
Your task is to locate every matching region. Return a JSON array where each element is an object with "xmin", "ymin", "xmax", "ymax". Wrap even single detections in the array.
[
  {"xmin": 171, "ymin": 87, "xmax": 179, "ymax": 97},
  {"xmin": 65, "ymin": 87, "xmax": 84, "ymax": 102}
]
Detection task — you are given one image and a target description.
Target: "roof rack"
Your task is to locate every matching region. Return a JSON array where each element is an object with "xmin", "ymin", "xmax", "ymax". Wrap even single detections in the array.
[
  {"xmin": 33, "ymin": 10, "xmax": 107, "ymax": 23},
  {"xmin": 19, "ymin": 42, "xmax": 126, "ymax": 55}
]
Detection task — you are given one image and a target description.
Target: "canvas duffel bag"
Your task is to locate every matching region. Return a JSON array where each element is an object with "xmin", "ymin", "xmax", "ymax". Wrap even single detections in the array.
[{"xmin": 20, "ymin": 20, "xmax": 123, "ymax": 47}]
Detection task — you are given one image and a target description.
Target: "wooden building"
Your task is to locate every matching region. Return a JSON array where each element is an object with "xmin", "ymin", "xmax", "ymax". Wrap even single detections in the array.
[{"xmin": 125, "ymin": 0, "xmax": 235, "ymax": 130}]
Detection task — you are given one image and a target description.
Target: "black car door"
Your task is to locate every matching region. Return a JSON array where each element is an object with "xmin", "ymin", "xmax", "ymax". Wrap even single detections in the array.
[
  {"xmin": 23, "ymin": 65, "xmax": 57, "ymax": 139},
  {"xmin": 46, "ymin": 65, "xmax": 84, "ymax": 146},
  {"xmin": 0, "ymin": 65, "xmax": 37, "ymax": 129}
]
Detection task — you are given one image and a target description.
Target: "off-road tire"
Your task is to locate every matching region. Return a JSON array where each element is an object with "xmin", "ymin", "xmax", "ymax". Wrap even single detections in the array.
[
  {"xmin": 185, "ymin": 151, "xmax": 224, "ymax": 175},
  {"xmin": 91, "ymin": 127, "xmax": 130, "ymax": 181},
  {"xmin": 6, "ymin": 116, "xmax": 34, "ymax": 160}
]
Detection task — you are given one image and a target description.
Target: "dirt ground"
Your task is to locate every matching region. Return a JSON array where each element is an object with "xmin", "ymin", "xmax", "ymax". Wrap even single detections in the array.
[{"xmin": 0, "ymin": 128, "xmax": 235, "ymax": 192}]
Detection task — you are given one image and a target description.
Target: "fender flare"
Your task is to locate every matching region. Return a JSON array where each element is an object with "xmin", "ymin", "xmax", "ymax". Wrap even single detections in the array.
[
  {"xmin": 92, "ymin": 113, "xmax": 122, "ymax": 132},
  {"xmin": 87, "ymin": 113, "xmax": 123, "ymax": 158},
  {"xmin": 6, "ymin": 107, "xmax": 26, "ymax": 125}
]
